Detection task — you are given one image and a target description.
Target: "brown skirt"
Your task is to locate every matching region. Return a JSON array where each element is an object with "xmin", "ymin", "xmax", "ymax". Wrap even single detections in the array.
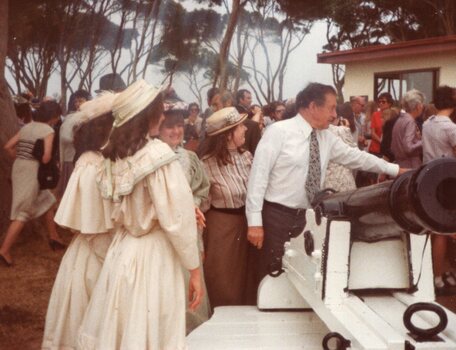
[{"xmin": 203, "ymin": 209, "xmax": 259, "ymax": 309}]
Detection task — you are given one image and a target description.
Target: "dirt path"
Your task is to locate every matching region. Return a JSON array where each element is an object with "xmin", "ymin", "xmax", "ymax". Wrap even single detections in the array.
[
  {"xmin": 0, "ymin": 223, "xmax": 71, "ymax": 349},
  {"xmin": 0, "ymin": 223, "xmax": 455, "ymax": 349}
]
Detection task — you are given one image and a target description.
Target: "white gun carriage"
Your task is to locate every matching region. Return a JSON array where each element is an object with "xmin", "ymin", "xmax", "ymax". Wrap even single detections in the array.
[{"xmin": 188, "ymin": 158, "xmax": 456, "ymax": 349}]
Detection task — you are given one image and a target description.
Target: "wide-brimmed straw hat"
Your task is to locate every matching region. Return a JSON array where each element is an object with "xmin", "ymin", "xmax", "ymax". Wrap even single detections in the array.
[
  {"xmin": 112, "ymin": 80, "xmax": 162, "ymax": 128},
  {"xmin": 206, "ymin": 107, "xmax": 248, "ymax": 136},
  {"xmin": 73, "ymin": 91, "xmax": 117, "ymax": 124}
]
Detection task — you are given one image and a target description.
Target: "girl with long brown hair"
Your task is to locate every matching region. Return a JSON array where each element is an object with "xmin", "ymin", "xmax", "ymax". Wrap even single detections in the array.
[
  {"xmin": 43, "ymin": 93, "xmax": 116, "ymax": 349},
  {"xmin": 78, "ymin": 80, "xmax": 203, "ymax": 349}
]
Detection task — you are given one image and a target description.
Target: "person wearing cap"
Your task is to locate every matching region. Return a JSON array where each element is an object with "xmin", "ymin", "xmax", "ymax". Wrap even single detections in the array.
[
  {"xmin": 95, "ymin": 73, "xmax": 127, "ymax": 94},
  {"xmin": 246, "ymin": 83, "xmax": 408, "ymax": 281},
  {"xmin": 159, "ymin": 108, "xmax": 211, "ymax": 333},
  {"xmin": 200, "ymin": 106, "xmax": 259, "ymax": 308},
  {"xmin": 1, "ymin": 101, "xmax": 65, "ymax": 267},
  {"xmin": 42, "ymin": 93, "xmax": 116, "ymax": 349},
  {"xmin": 78, "ymin": 80, "xmax": 203, "ymax": 349}
]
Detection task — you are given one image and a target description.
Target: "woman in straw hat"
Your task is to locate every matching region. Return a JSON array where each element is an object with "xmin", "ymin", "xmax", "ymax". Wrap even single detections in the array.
[
  {"xmin": 159, "ymin": 108, "xmax": 211, "ymax": 333},
  {"xmin": 200, "ymin": 106, "xmax": 259, "ymax": 308},
  {"xmin": 42, "ymin": 93, "xmax": 116, "ymax": 350},
  {"xmin": 78, "ymin": 80, "xmax": 203, "ymax": 349}
]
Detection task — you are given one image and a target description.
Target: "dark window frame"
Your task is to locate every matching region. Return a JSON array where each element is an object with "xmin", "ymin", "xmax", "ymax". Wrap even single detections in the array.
[{"xmin": 374, "ymin": 68, "xmax": 439, "ymax": 103}]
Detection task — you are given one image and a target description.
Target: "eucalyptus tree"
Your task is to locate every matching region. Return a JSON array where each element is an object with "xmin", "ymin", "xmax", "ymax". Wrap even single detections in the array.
[
  {"xmin": 0, "ymin": 0, "xmax": 18, "ymax": 232},
  {"xmin": 237, "ymin": 1, "xmax": 312, "ymax": 104},
  {"xmin": 7, "ymin": 0, "xmax": 133, "ymax": 105}
]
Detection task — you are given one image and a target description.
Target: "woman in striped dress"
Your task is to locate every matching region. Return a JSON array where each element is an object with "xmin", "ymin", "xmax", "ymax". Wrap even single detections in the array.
[
  {"xmin": 1, "ymin": 101, "xmax": 65, "ymax": 267},
  {"xmin": 200, "ymin": 107, "xmax": 259, "ymax": 308}
]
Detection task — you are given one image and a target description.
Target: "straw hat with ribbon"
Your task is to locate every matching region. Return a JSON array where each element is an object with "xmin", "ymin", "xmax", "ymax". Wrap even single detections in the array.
[
  {"xmin": 111, "ymin": 79, "xmax": 162, "ymax": 129},
  {"xmin": 205, "ymin": 107, "xmax": 248, "ymax": 136}
]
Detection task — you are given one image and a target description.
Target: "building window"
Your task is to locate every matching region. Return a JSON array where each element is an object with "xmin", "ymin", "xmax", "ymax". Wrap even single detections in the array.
[{"xmin": 374, "ymin": 68, "xmax": 439, "ymax": 103}]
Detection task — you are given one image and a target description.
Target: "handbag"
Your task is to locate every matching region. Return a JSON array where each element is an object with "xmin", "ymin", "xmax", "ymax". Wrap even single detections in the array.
[{"xmin": 32, "ymin": 139, "xmax": 60, "ymax": 190}]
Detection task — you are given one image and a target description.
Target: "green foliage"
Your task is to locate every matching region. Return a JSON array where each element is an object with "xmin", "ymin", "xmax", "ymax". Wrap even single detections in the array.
[
  {"xmin": 153, "ymin": 1, "xmax": 226, "ymax": 78},
  {"xmin": 277, "ymin": 0, "xmax": 456, "ymax": 48},
  {"xmin": 9, "ymin": 0, "xmax": 134, "ymax": 54}
]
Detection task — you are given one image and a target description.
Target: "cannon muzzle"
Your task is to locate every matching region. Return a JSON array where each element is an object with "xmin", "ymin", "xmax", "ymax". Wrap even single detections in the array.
[{"xmin": 317, "ymin": 158, "xmax": 456, "ymax": 241}]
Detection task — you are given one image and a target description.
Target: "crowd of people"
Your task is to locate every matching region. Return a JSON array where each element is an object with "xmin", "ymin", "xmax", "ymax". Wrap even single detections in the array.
[{"xmin": 1, "ymin": 73, "xmax": 456, "ymax": 349}]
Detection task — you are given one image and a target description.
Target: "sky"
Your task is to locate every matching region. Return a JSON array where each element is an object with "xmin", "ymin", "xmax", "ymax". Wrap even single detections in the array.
[{"xmin": 55, "ymin": 18, "xmax": 333, "ymax": 108}]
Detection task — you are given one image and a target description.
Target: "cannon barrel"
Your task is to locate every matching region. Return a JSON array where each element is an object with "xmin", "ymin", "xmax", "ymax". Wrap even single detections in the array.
[{"xmin": 317, "ymin": 158, "xmax": 456, "ymax": 241}]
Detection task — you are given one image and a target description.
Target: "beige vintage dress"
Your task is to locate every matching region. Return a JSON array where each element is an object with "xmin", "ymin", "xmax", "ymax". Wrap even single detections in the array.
[
  {"xmin": 42, "ymin": 151, "xmax": 113, "ymax": 350},
  {"xmin": 11, "ymin": 121, "xmax": 56, "ymax": 221},
  {"xmin": 78, "ymin": 139, "xmax": 200, "ymax": 350}
]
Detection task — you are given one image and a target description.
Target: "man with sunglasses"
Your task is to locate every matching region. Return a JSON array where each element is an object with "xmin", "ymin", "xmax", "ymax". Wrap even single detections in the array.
[{"xmin": 375, "ymin": 92, "xmax": 397, "ymax": 162}]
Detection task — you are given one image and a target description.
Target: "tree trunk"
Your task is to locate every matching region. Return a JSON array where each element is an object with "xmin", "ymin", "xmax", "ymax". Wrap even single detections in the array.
[
  {"xmin": 0, "ymin": 0, "xmax": 19, "ymax": 232},
  {"xmin": 214, "ymin": 0, "xmax": 242, "ymax": 89}
]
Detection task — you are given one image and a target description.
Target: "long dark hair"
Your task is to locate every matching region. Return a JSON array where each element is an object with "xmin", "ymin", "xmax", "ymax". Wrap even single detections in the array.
[
  {"xmin": 73, "ymin": 112, "xmax": 114, "ymax": 162},
  {"xmin": 34, "ymin": 100, "xmax": 62, "ymax": 123},
  {"xmin": 337, "ymin": 102, "xmax": 356, "ymax": 133},
  {"xmin": 102, "ymin": 93, "xmax": 164, "ymax": 161},
  {"xmin": 200, "ymin": 127, "xmax": 245, "ymax": 166}
]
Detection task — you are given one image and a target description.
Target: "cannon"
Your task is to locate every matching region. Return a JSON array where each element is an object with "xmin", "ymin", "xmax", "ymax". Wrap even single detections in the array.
[
  {"xmin": 316, "ymin": 157, "xmax": 456, "ymax": 241},
  {"xmin": 188, "ymin": 158, "xmax": 456, "ymax": 349}
]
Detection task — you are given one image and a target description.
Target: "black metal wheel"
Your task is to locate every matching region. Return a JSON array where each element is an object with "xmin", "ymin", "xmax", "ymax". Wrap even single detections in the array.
[
  {"xmin": 403, "ymin": 302, "xmax": 448, "ymax": 339},
  {"xmin": 322, "ymin": 332, "xmax": 351, "ymax": 350}
]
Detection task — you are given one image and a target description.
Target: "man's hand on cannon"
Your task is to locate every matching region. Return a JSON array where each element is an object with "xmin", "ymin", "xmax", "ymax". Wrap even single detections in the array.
[{"xmin": 398, "ymin": 168, "xmax": 411, "ymax": 176}]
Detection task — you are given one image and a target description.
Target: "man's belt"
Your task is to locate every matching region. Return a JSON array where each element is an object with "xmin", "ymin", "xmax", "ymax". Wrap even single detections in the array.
[{"xmin": 264, "ymin": 200, "xmax": 306, "ymax": 216}]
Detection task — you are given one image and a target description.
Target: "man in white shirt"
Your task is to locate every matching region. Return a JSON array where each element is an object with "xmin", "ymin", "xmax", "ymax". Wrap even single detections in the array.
[{"xmin": 246, "ymin": 83, "xmax": 407, "ymax": 278}]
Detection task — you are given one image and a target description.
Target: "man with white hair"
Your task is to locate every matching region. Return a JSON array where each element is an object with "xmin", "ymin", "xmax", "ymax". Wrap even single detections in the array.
[
  {"xmin": 350, "ymin": 96, "xmax": 367, "ymax": 149},
  {"xmin": 391, "ymin": 89, "xmax": 424, "ymax": 168}
]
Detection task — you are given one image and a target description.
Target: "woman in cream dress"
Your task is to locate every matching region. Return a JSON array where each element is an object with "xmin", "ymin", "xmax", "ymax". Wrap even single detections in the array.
[
  {"xmin": 78, "ymin": 80, "xmax": 203, "ymax": 350},
  {"xmin": 159, "ymin": 108, "xmax": 211, "ymax": 333},
  {"xmin": 42, "ymin": 94, "xmax": 116, "ymax": 350}
]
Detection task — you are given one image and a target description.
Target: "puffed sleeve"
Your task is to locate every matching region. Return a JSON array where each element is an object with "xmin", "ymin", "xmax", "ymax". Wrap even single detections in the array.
[
  {"xmin": 55, "ymin": 153, "xmax": 113, "ymax": 234},
  {"xmin": 147, "ymin": 160, "xmax": 200, "ymax": 270},
  {"xmin": 187, "ymin": 151, "xmax": 210, "ymax": 207}
]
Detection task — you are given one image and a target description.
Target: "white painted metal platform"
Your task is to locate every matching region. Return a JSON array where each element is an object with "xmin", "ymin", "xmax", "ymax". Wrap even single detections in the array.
[{"xmin": 187, "ymin": 306, "xmax": 329, "ymax": 349}]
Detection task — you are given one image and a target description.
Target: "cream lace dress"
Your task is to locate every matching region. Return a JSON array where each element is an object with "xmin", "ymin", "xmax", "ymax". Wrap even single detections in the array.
[
  {"xmin": 78, "ymin": 139, "xmax": 199, "ymax": 350},
  {"xmin": 42, "ymin": 151, "xmax": 113, "ymax": 350}
]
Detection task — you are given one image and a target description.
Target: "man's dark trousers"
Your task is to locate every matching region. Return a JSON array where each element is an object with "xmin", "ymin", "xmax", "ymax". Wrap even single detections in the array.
[{"xmin": 259, "ymin": 200, "xmax": 306, "ymax": 280}]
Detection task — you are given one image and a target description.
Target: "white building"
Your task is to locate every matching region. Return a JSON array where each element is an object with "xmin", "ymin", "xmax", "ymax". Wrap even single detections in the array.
[{"xmin": 317, "ymin": 35, "xmax": 456, "ymax": 102}]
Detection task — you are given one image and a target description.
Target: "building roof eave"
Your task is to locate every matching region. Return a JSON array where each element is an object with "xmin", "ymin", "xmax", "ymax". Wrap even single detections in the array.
[{"xmin": 317, "ymin": 35, "xmax": 456, "ymax": 64}]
